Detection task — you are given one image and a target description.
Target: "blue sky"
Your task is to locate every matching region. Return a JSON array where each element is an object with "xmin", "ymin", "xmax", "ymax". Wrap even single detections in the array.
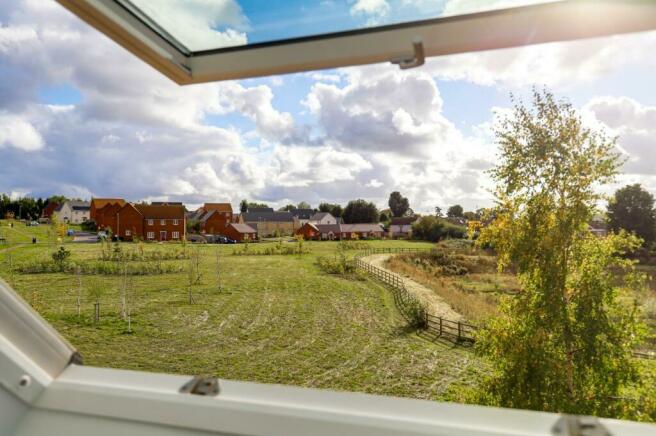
[{"xmin": 2, "ymin": 0, "xmax": 656, "ymax": 212}]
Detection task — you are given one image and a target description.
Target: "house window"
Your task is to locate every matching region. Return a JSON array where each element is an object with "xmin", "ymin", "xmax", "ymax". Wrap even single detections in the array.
[
  {"xmin": 160, "ymin": 219, "xmax": 166, "ymax": 225},
  {"xmin": 125, "ymin": 230, "xmax": 131, "ymax": 237},
  {"xmin": 147, "ymin": 219, "xmax": 153, "ymax": 226},
  {"xmin": 147, "ymin": 232, "xmax": 154, "ymax": 240},
  {"xmin": 172, "ymin": 219, "xmax": 178, "ymax": 226},
  {"xmin": 172, "ymin": 231, "xmax": 179, "ymax": 239}
]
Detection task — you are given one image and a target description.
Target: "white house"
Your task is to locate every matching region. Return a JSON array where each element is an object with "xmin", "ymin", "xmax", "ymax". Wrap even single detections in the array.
[
  {"xmin": 309, "ymin": 212, "xmax": 338, "ymax": 225},
  {"xmin": 53, "ymin": 200, "xmax": 90, "ymax": 224}
]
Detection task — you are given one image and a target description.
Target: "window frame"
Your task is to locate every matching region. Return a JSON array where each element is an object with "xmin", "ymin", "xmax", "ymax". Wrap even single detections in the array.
[{"xmin": 55, "ymin": 0, "xmax": 656, "ymax": 85}]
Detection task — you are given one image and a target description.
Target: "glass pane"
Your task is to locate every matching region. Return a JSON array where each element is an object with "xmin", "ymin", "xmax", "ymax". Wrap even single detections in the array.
[{"xmin": 116, "ymin": 0, "xmax": 561, "ymax": 52}]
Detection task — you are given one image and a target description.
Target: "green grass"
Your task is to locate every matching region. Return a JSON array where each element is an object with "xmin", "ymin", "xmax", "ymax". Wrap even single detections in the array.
[{"xmin": 0, "ymin": 236, "xmax": 485, "ymax": 402}]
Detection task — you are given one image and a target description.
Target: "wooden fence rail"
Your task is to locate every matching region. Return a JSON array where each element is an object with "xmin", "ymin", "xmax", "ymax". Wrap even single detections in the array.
[{"xmin": 354, "ymin": 248, "xmax": 476, "ymax": 343}]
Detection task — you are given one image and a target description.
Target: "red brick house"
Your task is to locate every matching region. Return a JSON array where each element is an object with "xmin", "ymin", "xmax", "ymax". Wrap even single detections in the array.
[
  {"xmin": 100, "ymin": 202, "xmax": 185, "ymax": 241},
  {"xmin": 41, "ymin": 202, "xmax": 60, "ymax": 220},
  {"xmin": 295, "ymin": 222, "xmax": 321, "ymax": 240},
  {"xmin": 223, "ymin": 223, "xmax": 257, "ymax": 242},
  {"xmin": 90, "ymin": 198, "xmax": 126, "ymax": 223},
  {"xmin": 135, "ymin": 204, "xmax": 186, "ymax": 241},
  {"xmin": 191, "ymin": 203, "xmax": 234, "ymax": 234},
  {"xmin": 96, "ymin": 203, "xmax": 122, "ymax": 234}
]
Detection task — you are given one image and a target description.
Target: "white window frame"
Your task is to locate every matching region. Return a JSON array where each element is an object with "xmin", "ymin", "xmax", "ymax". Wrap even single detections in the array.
[
  {"xmin": 147, "ymin": 219, "xmax": 153, "ymax": 226},
  {"xmin": 160, "ymin": 219, "xmax": 166, "ymax": 226},
  {"xmin": 55, "ymin": 0, "xmax": 656, "ymax": 85},
  {"xmin": 172, "ymin": 219, "xmax": 178, "ymax": 226},
  {"xmin": 172, "ymin": 231, "xmax": 179, "ymax": 239},
  {"xmin": 146, "ymin": 231, "xmax": 154, "ymax": 240},
  {"xmin": 125, "ymin": 230, "xmax": 131, "ymax": 237}
]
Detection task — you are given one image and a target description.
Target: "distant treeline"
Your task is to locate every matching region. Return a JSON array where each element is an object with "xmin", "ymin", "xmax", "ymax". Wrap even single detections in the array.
[{"xmin": 0, "ymin": 194, "xmax": 70, "ymax": 220}]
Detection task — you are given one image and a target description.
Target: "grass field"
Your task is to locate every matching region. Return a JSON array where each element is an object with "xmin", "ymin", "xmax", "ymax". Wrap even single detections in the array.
[{"xmin": 0, "ymin": 220, "xmax": 484, "ymax": 402}]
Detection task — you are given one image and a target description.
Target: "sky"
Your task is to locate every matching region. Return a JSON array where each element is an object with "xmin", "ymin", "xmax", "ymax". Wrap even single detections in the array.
[{"xmin": 1, "ymin": 0, "xmax": 656, "ymax": 213}]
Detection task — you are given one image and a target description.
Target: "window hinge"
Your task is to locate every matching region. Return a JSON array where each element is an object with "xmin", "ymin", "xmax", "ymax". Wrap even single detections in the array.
[
  {"xmin": 390, "ymin": 37, "xmax": 425, "ymax": 70},
  {"xmin": 552, "ymin": 415, "xmax": 611, "ymax": 436},
  {"xmin": 179, "ymin": 376, "xmax": 220, "ymax": 397}
]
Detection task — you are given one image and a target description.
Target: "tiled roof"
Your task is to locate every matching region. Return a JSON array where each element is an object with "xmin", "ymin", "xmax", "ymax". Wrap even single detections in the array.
[
  {"xmin": 91, "ymin": 198, "xmax": 126, "ymax": 209},
  {"xmin": 291, "ymin": 208, "xmax": 315, "ymax": 219},
  {"xmin": 135, "ymin": 204, "xmax": 185, "ymax": 219},
  {"xmin": 310, "ymin": 212, "xmax": 331, "ymax": 221},
  {"xmin": 390, "ymin": 216, "xmax": 418, "ymax": 225},
  {"xmin": 243, "ymin": 211, "xmax": 294, "ymax": 223},
  {"xmin": 315, "ymin": 224, "xmax": 341, "ymax": 234},
  {"xmin": 203, "ymin": 203, "xmax": 233, "ymax": 213},
  {"xmin": 69, "ymin": 200, "xmax": 90, "ymax": 211},
  {"xmin": 229, "ymin": 223, "xmax": 257, "ymax": 234},
  {"xmin": 247, "ymin": 207, "xmax": 274, "ymax": 213},
  {"xmin": 341, "ymin": 223, "xmax": 384, "ymax": 232}
]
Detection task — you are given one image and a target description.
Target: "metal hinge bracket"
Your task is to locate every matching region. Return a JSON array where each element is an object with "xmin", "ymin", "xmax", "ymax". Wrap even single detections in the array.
[
  {"xmin": 391, "ymin": 37, "xmax": 425, "ymax": 70},
  {"xmin": 179, "ymin": 376, "xmax": 220, "ymax": 396}
]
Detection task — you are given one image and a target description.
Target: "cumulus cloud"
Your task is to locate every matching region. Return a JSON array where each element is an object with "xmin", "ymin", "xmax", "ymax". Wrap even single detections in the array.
[
  {"xmin": 127, "ymin": 0, "xmax": 248, "ymax": 51},
  {"xmin": 0, "ymin": 113, "xmax": 44, "ymax": 151},
  {"xmin": 350, "ymin": 0, "xmax": 390, "ymax": 24}
]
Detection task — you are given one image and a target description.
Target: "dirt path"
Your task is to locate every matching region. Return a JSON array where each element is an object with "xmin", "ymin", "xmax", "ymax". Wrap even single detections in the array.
[{"xmin": 362, "ymin": 253, "xmax": 463, "ymax": 321}]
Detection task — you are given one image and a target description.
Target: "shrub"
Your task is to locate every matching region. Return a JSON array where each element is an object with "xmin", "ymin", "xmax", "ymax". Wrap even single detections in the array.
[
  {"xmin": 398, "ymin": 248, "xmax": 468, "ymax": 276},
  {"xmin": 412, "ymin": 216, "xmax": 467, "ymax": 242},
  {"xmin": 402, "ymin": 296, "xmax": 427, "ymax": 329},
  {"xmin": 51, "ymin": 246, "xmax": 71, "ymax": 272},
  {"xmin": 316, "ymin": 253, "xmax": 355, "ymax": 275},
  {"xmin": 336, "ymin": 240, "xmax": 370, "ymax": 250}
]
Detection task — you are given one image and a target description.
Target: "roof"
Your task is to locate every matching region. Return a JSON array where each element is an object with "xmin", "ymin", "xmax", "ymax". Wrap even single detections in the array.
[
  {"xmin": 310, "ymin": 212, "xmax": 333, "ymax": 221},
  {"xmin": 68, "ymin": 200, "xmax": 90, "ymax": 211},
  {"xmin": 291, "ymin": 209, "xmax": 315, "ymax": 219},
  {"xmin": 243, "ymin": 211, "xmax": 294, "ymax": 223},
  {"xmin": 341, "ymin": 223, "xmax": 384, "ymax": 233},
  {"xmin": 41, "ymin": 202, "xmax": 59, "ymax": 216},
  {"xmin": 247, "ymin": 207, "xmax": 274, "ymax": 213},
  {"xmin": 315, "ymin": 224, "xmax": 341, "ymax": 234},
  {"xmin": 135, "ymin": 204, "xmax": 185, "ymax": 219},
  {"xmin": 390, "ymin": 216, "xmax": 418, "ymax": 225},
  {"xmin": 229, "ymin": 223, "xmax": 257, "ymax": 234},
  {"xmin": 151, "ymin": 201, "xmax": 183, "ymax": 206},
  {"xmin": 203, "ymin": 203, "xmax": 233, "ymax": 213},
  {"xmin": 97, "ymin": 202, "xmax": 122, "ymax": 216},
  {"xmin": 91, "ymin": 198, "xmax": 126, "ymax": 209}
]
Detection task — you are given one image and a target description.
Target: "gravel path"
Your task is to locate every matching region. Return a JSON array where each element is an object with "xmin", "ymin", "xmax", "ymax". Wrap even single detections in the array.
[{"xmin": 361, "ymin": 253, "xmax": 463, "ymax": 321}]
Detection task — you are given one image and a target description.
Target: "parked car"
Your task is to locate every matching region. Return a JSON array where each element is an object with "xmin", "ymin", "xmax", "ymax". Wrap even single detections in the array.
[
  {"xmin": 27, "ymin": 221, "xmax": 39, "ymax": 226},
  {"xmin": 186, "ymin": 234, "xmax": 206, "ymax": 243},
  {"xmin": 97, "ymin": 231, "xmax": 108, "ymax": 240},
  {"xmin": 217, "ymin": 236, "xmax": 236, "ymax": 244}
]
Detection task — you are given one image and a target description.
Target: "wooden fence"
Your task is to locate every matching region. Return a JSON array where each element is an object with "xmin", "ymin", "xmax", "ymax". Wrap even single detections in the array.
[{"xmin": 354, "ymin": 248, "xmax": 476, "ymax": 343}]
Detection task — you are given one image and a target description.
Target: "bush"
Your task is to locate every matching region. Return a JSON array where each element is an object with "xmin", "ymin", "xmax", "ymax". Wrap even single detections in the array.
[
  {"xmin": 398, "ymin": 248, "xmax": 468, "ymax": 276},
  {"xmin": 412, "ymin": 216, "xmax": 467, "ymax": 242},
  {"xmin": 316, "ymin": 253, "xmax": 355, "ymax": 275},
  {"xmin": 336, "ymin": 240, "xmax": 370, "ymax": 250},
  {"xmin": 402, "ymin": 296, "xmax": 428, "ymax": 329},
  {"xmin": 81, "ymin": 220, "xmax": 97, "ymax": 231},
  {"xmin": 51, "ymin": 246, "xmax": 71, "ymax": 272}
]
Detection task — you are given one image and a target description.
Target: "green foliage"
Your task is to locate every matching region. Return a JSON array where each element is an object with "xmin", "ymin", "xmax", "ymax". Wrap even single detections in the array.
[
  {"xmin": 412, "ymin": 217, "xmax": 467, "ymax": 242},
  {"xmin": 318, "ymin": 202, "xmax": 343, "ymax": 217},
  {"xmin": 81, "ymin": 220, "xmax": 97, "ymax": 231},
  {"xmin": 342, "ymin": 199, "xmax": 379, "ymax": 224},
  {"xmin": 51, "ymin": 246, "xmax": 71, "ymax": 271},
  {"xmin": 316, "ymin": 252, "xmax": 356, "ymax": 275},
  {"xmin": 337, "ymin": 240, "xmax": 371, "ymax": 251},
  {"xmin": 388, "ymin": 191, "xmax": 410, "ymax": 218},
  {"xmin": 607, "ymin": 184, "xmax": 656, "ymax": 247},
  {"xmin": 399, "ymin": 248, "xmax": 468, "ymax": 276},
  {"xmin": 240, "ymin": 200, "xmax": 269, "ymax": 213},
  {"xmin": 447, "ymin": 205, "xmax": 464, "ymax": 218},
  {"xmin": 477, "ymin": 89, "xmax": 647, "ymax": 417},
  {"xmin": 231, "ymin": 240, "xmax": 309, "ymax": 256}
]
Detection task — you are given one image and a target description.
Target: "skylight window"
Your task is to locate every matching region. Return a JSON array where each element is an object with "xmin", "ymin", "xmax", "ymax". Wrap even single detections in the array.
[{"xmin": 57, "ymin": 0, "xmax": 656, "ymax": 84}]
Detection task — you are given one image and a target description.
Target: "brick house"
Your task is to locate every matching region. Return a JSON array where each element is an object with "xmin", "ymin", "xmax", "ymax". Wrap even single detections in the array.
[
  {"xmin": 295, "ymin": 222, "xmax": 383, "ymax": 240},
  {"xmin": 90, "ymin": 198, "xmax": 126, "ymax": 223},
  {"xmin": 41, "ymin": 202, "xmax": 60, "ymax": 220},
  {"xmin": 389, "ymin": 216, "xmax": 419, "ymax": 238},
  {"xmin": 96, "ymin": 203, "xmax": 123, "ymax": 233},
  {"xmin": 199, "ymin": 203, "xmax": 234, "ymax": 234},
  {"xmin": 223, "ymin": 223, "xmax": 257, "ymax": 242},
  {"xmin": 100, "ymin": 202, "xmax": 185, "ymax": 241},
  {"xmin": 240, "ymin": 208, "xmax": 297, "ymax": 237},
  {"xmin": 135, "ymin": 204, "xmax": 186, "ymax": 241}
]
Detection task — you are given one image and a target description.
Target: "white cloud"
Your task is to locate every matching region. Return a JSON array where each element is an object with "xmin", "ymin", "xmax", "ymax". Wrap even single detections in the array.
[
  {"xmin": 441, "ymin": 0, "xmax": 554, "ymax": 16},
  {"xmin": 350, "ymin": 0, "xmax": 390, "ymax": 24},
  {"xmin": 127, "ymin": 0, "xmax": 248, "ymax": 51},
  {"xmin": 0, "ymin": 113, "xmax": 44, "ymax": 151}
]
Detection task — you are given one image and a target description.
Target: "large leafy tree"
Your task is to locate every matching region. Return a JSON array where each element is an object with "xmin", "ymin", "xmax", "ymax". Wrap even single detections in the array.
[
  {"xmin": 446, "ymin": 204, "xmax": 464, "ymax": 217},
  {"xmin": 478, "ymin": 90, "xmax": 645, "ymax": 417},
  {"xmin": 318, "ymin": 202, "xmax": 343, "ymax": 217},
  {"xmin": 607, "ymin": 184, "xmax": 656, "ymax": 246},
  {"xmin": 342, "ymin": 199, "xmax": 379, "ymax": 223},
  {"xmin": 388, "ymin": 191, "xmax": 410, "ymax": 217}
]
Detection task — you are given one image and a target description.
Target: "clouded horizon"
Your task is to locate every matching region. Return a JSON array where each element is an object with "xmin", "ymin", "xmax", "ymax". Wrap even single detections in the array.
[{"xmin": 1, "ymin": 0, "xmax": 656, "ymax": 213}]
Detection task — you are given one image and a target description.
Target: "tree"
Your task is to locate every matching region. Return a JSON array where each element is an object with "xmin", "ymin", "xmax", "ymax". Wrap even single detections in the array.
[
  {"xmin": 342, "ymin": 199, "xmax": 379, "ymax": 224},
  {"xmin": 240, "ymin": 200, "xmax": 269, "ymax": 212},
  {"xmin": 318, "ymin": 203, "xmax": 343, "ymax": 217},
  {"xmin": 297, "ymin": 201, "xmax": 311, "ymax": 209},
  {"xmin": 434, "ymin": 206, "xmax": 443, "ymax": 217},
  {"xmin": 278, "ymin": 204, "xmax": 295, "ymax": 212},
  {"xmin": 477, "ymin": 90, "xmax": 645, "ymax": 417},
  {"xmin": 446, "ymin": 204, "xmax": 464, "ymax": 218},
  {"xmin": 379, "ymin": 211, "xmax": 391, "ymax": 223},
  {"xmin": 388, "ymin": 191, "xmax": 409, "ymax": 217},
  {"xmin": 463, "ymin": 211, "xmax": 477, "ymax": 221},
  {"xmin": 240, "ymin": 199, "xmax": 248, "ymax": 213},
  {"xmin": 607, "ymin": 184, "xmax": 656, "ymax": 246}
]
